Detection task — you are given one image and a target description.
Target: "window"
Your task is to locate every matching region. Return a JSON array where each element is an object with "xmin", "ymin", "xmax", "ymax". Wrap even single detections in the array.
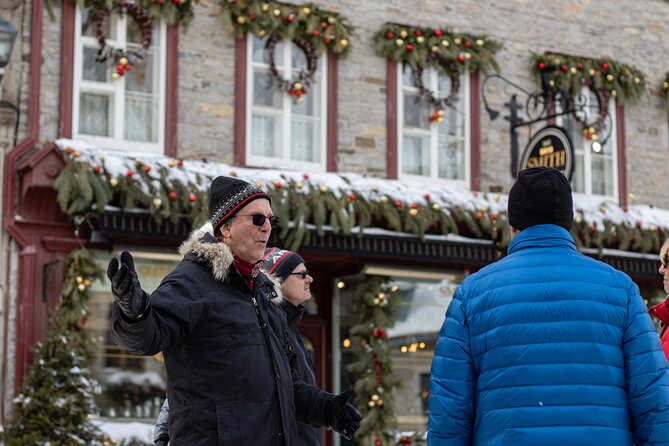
[
  {"xmin": 88, "ymin": 252, "xmax": 179, "ymax": 420},
  {"xmin": 246, "ymin": 35, "xmax": 327, "ymax": 171},
  {"xmin": 398, "ymin": 64, "xmax": 470, "ymax": 185},
  {"xmin": 73, "ymin": 8, "xmax": 166, "ymax": 153},
  {"xmin": 557, "ymin": 87, "xmax": 618, "ymax": 201},
  {"xmin": 335, "ymin": 272, "xmax": 464, "ymax": 443}
]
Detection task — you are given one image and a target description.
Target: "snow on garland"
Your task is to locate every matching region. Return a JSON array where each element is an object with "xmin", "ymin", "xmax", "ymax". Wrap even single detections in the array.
[{"xmin": 53, "ymin": 139, "xmax": 669, "ymax": 254}]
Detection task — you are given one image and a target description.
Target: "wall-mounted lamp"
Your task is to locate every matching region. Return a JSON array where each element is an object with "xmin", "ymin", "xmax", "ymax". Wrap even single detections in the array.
[{"xmin": 0, "ymin": 15, "xmax": 17, "ymax": 82}]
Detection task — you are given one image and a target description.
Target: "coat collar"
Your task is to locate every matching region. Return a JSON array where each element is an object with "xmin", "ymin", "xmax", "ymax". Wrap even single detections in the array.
[
  {"xmin": 508, "ymin": 224, "xmax": 577, "ymax": 255},
  {"xmin": 178, "ymin": 222, "xmax": 283, "ymax": 303}
]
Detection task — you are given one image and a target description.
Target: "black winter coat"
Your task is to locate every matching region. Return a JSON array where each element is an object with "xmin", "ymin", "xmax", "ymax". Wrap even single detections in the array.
[
  {"xmin": 111, "ymin": 225, "xmax": 330, "ymax": 445},
  {"xmin": 280, "ymin": 300, "xmax": 322, "ymax": 446}
]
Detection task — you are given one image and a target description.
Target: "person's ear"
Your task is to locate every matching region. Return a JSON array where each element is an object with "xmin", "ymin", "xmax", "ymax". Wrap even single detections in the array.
[
  {"xmin": 510, "ymin": 226, "xmax": 521, "ymax": 237},
  {"xmin": 219, "ymin": 224, "xmax": 231, "ymax": 240}
]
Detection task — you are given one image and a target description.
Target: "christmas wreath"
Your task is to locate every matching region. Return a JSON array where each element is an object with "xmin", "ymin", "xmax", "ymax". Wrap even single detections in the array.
[
  {"xmin": 531, "ymin": 52, "xmax": 646, "ymax": 137},
  {"xmin": 93, "ymin": 1, "xmax": 153, "ymax": 80},
  {"xmin": 374, "ymin": 22, "xmax": 501, "ymax": 123},
  {"xmin": 221, "ymin": 0, "xmax": 354, "ymax": 102}
]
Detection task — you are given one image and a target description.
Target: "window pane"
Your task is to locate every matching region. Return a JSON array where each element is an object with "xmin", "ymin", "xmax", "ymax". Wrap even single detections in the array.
[
  {"xmin": 291, "ymin": 118, "xmax": 319, "ymax": 162},
  {"xmin": 126, "ymin": 47, "xmax": 155, "ymax": 94},
  {"xmin": 291, "ymin": 41, "xmax": 307, "ymax": 71},
  {"xmin": 124, "ymin": 95, "xmax": 155, "ymax": 142},
  {"xmin": 402, "ymin": 134, "xmax": 429, "ymax": 176},
  {"xmin": 251, "ymin": 113, "xmax": 281, "ymax": 157},
  {"xmin": 591, "ymin": 156, "xmax": 613, "ymax": 196},
  {"xmin": 438, "ymin": 138, "xmax": 464, "ymax": 180},
  {"xmin": 126, "ymin": 16, "xmax": 144, "ymax": 45},
  {"xmin": 253, "ymin": 69, "xmax": 282, "ymax": 107},
  {"xmin": 79, "ymin": 93, "xmax": 111, "ymax": 136},
  {"xmin": 82, "ymin": 9, "xmax": 113, "ymax": 38},
  {"xmin": 253, "ymin": 35, "xmax": 283, "ymax": 65},
  {"xmin": 572, "ymin": 152, "xmax": 585, "ymax": 193},
  {"xmin": 402, "ymin": 64, "xmax": 419, "ymax": 87},
  {"xmin": 83, "ymin": 46, "xmax": 108, "ymax": 82},
  {"xmin": 292, "ymin": 73, "xmax": 321, "ymax": 117},
  {"xmin": 403, "ymin": 92, "xmax": 427, "ymax": 129}
]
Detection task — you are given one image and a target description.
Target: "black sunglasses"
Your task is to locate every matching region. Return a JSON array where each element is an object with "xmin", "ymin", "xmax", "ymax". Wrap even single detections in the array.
[
  {"xmin": 289, "ymin": 270, "xmax": 309, "ymax": 279},
  {"xmin": 662, "ymin": 252, "xmax": 669, "ymax": 269},
  {"xmin": 236, "ymin": 213, "xmax": 279, "ymax": 228}
]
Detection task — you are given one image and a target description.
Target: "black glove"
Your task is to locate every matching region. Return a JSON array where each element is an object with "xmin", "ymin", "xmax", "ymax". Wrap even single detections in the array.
[
  {"xmin": 324, "ymin": 389, "xmax": 363, "ymax": 440},
  {"xmin": 107, "ymin": 251, "xmax": 149, "ymax": 319}
]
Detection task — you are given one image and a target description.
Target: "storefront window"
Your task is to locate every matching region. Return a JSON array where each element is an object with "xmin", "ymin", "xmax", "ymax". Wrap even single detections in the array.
[
  {"xmin": 335, "ymin": 272, "xmax": 464, "ymax": 444},
  {"xmin": 87, "ymin": 251, "xmax": 180, "ymax": 420}
]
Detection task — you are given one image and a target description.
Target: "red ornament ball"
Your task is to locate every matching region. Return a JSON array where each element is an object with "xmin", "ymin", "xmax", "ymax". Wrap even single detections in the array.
[
  {"xmin": 386, "ymin": 31, "xmax": 394, "ymax": 39},
  {"xmin": 406, "ymin": 44, "xmax": 414, "ymax": 52},
  {"xmin": 126, "ymin": 170, "xmax": 134, "ymax": 177},
  {"xmin": 177, "ymin": 160, "xmax": 184, "ymax": 167},
  {"xmin": 189, "ymin": 194, "xmax": 197, "ymax": 202},
  {"xmin": 169, "ymin": 191, "xmax": 177, "ymax": 200},
  {"xmin": 94, "ymin": 166, "xmax": 102, "ymax": 174},
  {"xmin": 537, "ymin": 62, "xmax": 545, "ymax": 70},
  {"xmin": 434, "ymin": 29, "xmax": 442, "ymax": 36},
  {"xmin": 143, "ymin": 165, "xmax": 151, "ymax": 173},
  {"xmin": 457, "ymin": 54, "xmax": 465, "ymax": 63}
]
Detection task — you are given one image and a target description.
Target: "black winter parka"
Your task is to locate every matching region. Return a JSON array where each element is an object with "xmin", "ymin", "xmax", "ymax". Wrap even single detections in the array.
[{"xmin": 111, "ymin": 225, "xmax": 330, "ymax": 445}]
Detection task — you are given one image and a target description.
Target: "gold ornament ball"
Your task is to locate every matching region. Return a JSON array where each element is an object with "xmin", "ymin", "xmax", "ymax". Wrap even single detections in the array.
[
  {"xmin": 627, "ymin": 192, "xmax": 635, "ymax": 201},
  {"xmin": 476, "ymin": 39, "xmax": 484, "ymax": 46},
  {"xmin": 339, "ymin": 39, "xmax": 349, "ymax": 47},
  {"xmin": 416, "ymin": 36, "xmax": 425, "ymax": 44},
  {"xmin": 153, "ymin": 198, "xmax": 162, "ymax": 207},
  {"xmin": 368, "ymin": 401, "xmax": 376, "ymax": 408},
  {"xmin": 377, "ymin": 399, "xmax": 384, "ymax": 406},
  {"xmin": 76, "ymin": 276, "xmax": 84, "ymax": 283},
  {"xmin": 441, "ymin": 39, "xmax": 449, "ymax": 47},
  {"xmin": 168, "ymin": 160, "xmax": 175, "ymax": 167},
  {"xmin": 337, "ymin": 281, "xmax": 345, "ymax": 289},
  {"xmin": 110, "ymin": 178, "xmax": 118, "ymax": 187},
  {"xmin": 606, "ymin": 74, "xmax": 614, "ymax": 81},
  {"xmin": 255, "ymin": 181, "xmax": 263, "ymax": 188},
  {"xmin": 409, "ymin": 208, "xmax": 418, "ymax": 216},
  {"xmin": 399, "ymin": 30, "xmax": 408, "ymax": 38},
  {"xmin": 378, "ymin": 292, "xmax": 385, "ymax": 299},
  {"xmin": 294, "ymin": 82, "xmax": 303, "ymax": 91},
  {"xmin": 84, "ymin": 279, "xmax": 92, "ymax": 287},
  {"xmin": 295, "ymin": 181, "xmax": 303, "ymax": 189},
  {"xmin": 273, "ymin": 8, "xmax": 281, "ymax": 16},
  {"xmin": 295, "ymin": 97, "xmax": 304, "ymax": 104},
  {"xmin": 431, "ymin": 45, "xmax": 438, "ymax": 52},
  {"xmin": 328, "ymin": 16, "xmax": 336, "ymax": 24},
  {"xmin": 373, "ymin": 298, "xmax": 380, "ymax": 305},
  {"xmin": 453, "ymin": 37, "xmax": 462, "ymax": 45},
  {"xmin": 320, "ymin": 185, "xmax": 328, "ymax": 193},
  {"xmin": 237, "ymin": 16, "xmax": 247, "ymax": 25},
  {"xmin": 611, "ymin": 90, "xmax": 617, "ymax": 97},
  {"xmin": 432, "ymin": 203, "xmax": 440, "ymax": 210},
  {"xmin": 549, "ymin": 80, "xmax": 555, "ymax": 87},
  {"xmin": 258, "ymin": 29, "xmax": 266, "ymax": 37},
  {"xmin": 634, "ymin": 77, "xmax": 640, "ymax": 84},
  {"xmin": 371, "ymin": 394, "xmax": 379, "ymax": 401},
  {"xmin": 261, "ymin": 3, "xmax": 269, "ymax": 12},
  {"xmin": 78, "ymin": 284, "xmax": 86, "ymax": 291},
  {"xmin": 391, "ymin": 284, "xmax": 399, "ymax": 292},
  {"xmin": 119, "ymin": 57, "xmax": 128, "ymax": 66},
  {"xmin": 112, "ymin": 72, "xmax": 120, "ymax": 80},
  {"xmin": 380, "ymin": 195, "xmax": 388, "ymax": 203},
  {"xmin": 395, "ymin": 38, "xmax": 404, "ymax": 47},
  {"xmin": 588, "ymin": 68, "xmax": 596, "ymax": 76},
  {"xmin": 464, "ymin": 52, "xmax": 471, "ymax": 59},
  {"xmin": 74, "ymin": 150, "xmax": 81, "ymax": 158},
  {"xmin": 569, "ymin": 67, "xmax": 577, "ymax": 74},
  {"xmin": 302, "ymin": 7, "xmax": 311, "ymax": 14},
  {"xmin": 663, "ymin": 81, "xmax": 669, "ymax": 90}
]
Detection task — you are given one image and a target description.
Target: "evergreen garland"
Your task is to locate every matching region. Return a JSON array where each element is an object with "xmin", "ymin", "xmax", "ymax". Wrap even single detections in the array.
[
  {"xmin": 531, "ymin": 52, "xmax": 646, "ymax": 104},
  {"xmin": 74, "ymin": 0, "xmax": 198, "ymax": 27},
  {"xmin": 661, "ymin": 72, "xmax": 669, "ymax": 111},
  {"xmin": 3, "ymin": 249, "xmax": 110, "ymax": 446},
  {"xmin": 346, "ymin": 276, "xmax": 402, "ymax": 446},
  {"xmin": 374, "ymin": 23, "xmax": 500, "ymax": 121}
]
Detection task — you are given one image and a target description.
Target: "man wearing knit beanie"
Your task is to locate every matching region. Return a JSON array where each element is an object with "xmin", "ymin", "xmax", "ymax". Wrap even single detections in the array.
[
  {"xmin": 262, "ymin": 247, "xmax": 323, "ymax": 445},
  {"xmin": 108, "ymin": 175, "xmax": 362, "ymax": 444},
  {"xmin": 429, "ymin": 167, "xmax": 669, "ymax": 445}
]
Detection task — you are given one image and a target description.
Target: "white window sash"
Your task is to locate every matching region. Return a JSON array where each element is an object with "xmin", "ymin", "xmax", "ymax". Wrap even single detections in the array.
[
  {"xmin": 245, "ymin": 35, "xmax": 328, "ymax": 171},
  {"xmin": 398, "ymin": 63, "xmax": 470, "ymax": 187},
  {"xmin": 73, "ymin": 7, "xmax": 166, "ymax": 154}
]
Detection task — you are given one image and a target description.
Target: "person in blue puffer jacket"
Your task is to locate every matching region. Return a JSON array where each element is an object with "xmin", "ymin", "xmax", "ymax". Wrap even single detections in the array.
[{"xmin": 428, "ymin": 166, "xmax": 669, "ymax": 445}]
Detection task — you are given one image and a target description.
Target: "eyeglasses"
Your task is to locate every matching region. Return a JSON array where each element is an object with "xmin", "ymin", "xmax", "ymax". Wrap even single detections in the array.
[
  {"xmin": 289, "ymin": 270, "xmax": 309, "ymax": 279},
  {"xmin": 662, "ymin": 252, "xmax": 669, "ymax": 269},
  {"xmin": 235, "ymin": 213, "xmax": 279, "ymax": 229}
]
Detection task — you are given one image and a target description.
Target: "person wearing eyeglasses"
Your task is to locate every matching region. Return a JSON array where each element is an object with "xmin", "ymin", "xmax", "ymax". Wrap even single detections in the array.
[
  {"xmin": 649, "ymin": 238, "xmax": 669, "ymax": 361},
  {"xmin": 107, "ymin": 176, "xmax": 362, "ymax": 445},
  {"xmin": 262, "ymin": 247, "xmax": 321, "ymax": 445}
]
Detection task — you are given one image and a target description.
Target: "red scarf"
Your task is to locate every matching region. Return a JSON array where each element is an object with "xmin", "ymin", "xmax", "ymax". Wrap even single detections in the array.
[
  {"xmin": 233, "ymin": 256, "xmax": 262, "ymax": 291},
  {"xmin": 649, "ymin": 296, "xmax": 669, "ymax": 326}
]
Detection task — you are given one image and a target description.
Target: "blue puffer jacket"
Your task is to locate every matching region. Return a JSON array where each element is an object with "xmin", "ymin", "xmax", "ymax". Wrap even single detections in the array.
[{"xmin": 428, "ymin": 224, "xmax": 669, "ymax": 445}]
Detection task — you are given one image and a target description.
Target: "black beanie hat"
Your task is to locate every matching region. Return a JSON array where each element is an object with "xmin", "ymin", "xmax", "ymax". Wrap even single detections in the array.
[
  {"xmin": 262, "ymin": 247, "xmax": 305, "ymax": 281},
  {"xmin": 208, "ymin": 176, "xmax": 271, "ymax": 233},
  {"xmin": 507, "ymin": 166, "xmax": 574, "ymax": 231}
]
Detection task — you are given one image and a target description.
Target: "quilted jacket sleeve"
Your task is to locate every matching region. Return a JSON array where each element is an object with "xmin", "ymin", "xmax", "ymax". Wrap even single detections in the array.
[
  {"xmin": 427, "ymin": 286, "xmax": 475, "ymax": 446},
  {"xmin": 623, "ymin": 281, "xmax": 669, "ymax": 445}
]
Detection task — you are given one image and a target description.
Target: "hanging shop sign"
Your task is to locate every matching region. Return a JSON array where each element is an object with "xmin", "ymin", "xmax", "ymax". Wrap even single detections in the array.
[{"xmin": 519, "ymin": 125, "xmax": 574, "ymax": 179}]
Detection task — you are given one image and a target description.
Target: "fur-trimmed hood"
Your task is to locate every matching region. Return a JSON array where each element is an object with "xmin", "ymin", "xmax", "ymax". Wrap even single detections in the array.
[{"xmin": 178, "ymin": 222, "xmax": 282, "ymax": 303}]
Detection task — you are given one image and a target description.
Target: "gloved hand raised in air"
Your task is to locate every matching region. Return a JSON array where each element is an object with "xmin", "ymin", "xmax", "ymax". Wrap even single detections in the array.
[
  {"xmin": 324, "ymin": 389, "xmax": 363, "ymax": 440},
  {"xmin": 107, "ymin": 251, "xmax": 150, "ymax": 320}
]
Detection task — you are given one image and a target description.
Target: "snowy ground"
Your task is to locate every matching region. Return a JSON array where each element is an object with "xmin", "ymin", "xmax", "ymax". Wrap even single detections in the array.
[{"xmin": 93, "ymin": 419, "xmax": 154, "ymax": 444}]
